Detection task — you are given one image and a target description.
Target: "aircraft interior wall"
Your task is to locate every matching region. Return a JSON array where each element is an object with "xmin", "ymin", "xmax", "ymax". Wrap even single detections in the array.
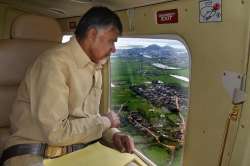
[
  {"xmin": 1, "ymin": 0, "xmax": 250, "ymax": 166},
  {"xmin": 229, "ymin": 4, "xmax": 250, "ymax": 166}
]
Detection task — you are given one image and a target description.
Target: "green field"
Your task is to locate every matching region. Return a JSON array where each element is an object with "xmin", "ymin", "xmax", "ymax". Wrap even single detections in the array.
[
  {"xmin": 111, "ymin": 57, "xmax": 189, "ymax": 166},
  {"xmin": 111, "ymin": 58, "xmax": 189, "ymax": 88},
  {"xmin": 120, "ymin": 123, "xmax": 183, "ymax": 166}
]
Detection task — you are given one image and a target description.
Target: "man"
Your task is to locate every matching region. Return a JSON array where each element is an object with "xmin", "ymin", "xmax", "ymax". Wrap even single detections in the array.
[{"xmin": 1, "ymin": 6, "xmax": 134, "ymax": 166}]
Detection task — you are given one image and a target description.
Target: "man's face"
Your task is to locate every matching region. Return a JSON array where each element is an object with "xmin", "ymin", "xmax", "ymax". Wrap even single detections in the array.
[{"xmin": 89, "ymin": 26, "xmax": 119, "ymax": 65}]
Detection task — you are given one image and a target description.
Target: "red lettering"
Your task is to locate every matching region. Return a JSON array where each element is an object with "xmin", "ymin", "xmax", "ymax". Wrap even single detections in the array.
[{"xmin": 156, "ymin": 9, "xmax": 178, "ymax": 24}]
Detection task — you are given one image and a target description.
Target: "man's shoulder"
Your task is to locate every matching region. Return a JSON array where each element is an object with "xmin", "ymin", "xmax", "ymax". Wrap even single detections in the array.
[{"xmin": 38, "ymin": 43, "xmax": 74, "ymax": 66}]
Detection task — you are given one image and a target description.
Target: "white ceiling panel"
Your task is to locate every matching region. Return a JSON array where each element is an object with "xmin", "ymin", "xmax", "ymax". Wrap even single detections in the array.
[{"xmin": 0, "ymin": 0, "xmax": 176, "ymax": 18}]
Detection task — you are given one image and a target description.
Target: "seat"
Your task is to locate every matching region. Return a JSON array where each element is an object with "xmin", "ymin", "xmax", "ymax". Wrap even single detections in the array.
[{"xmin": 0, "ymin": 14, "xmax": 62, "ymax": 155}]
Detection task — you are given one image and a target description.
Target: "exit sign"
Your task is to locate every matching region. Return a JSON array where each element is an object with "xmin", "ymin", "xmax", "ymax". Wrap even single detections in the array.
[{"xmin": 156, "ymin": 9, "xmax": 178, "ymax": 24}]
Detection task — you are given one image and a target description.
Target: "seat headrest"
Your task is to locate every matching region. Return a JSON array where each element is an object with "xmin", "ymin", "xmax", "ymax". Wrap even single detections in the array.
[{"xmin": 11, "ymin": 14, "xmax": 62, "ymax": 42}]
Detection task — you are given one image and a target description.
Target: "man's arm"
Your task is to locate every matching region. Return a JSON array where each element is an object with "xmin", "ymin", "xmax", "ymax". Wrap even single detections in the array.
[{"xmin": 103, "ymin": 111, "xmax": 135, "ymax": 153}]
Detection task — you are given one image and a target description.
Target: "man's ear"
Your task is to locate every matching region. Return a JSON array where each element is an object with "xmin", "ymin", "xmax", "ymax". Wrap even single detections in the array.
[{"xmin": 87, "ymin": 28, "xmax": 97, "ymax": 42}]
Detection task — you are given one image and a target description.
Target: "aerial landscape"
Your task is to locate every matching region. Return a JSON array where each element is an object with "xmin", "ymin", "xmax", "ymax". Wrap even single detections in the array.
[{"xmin": 111, "ymin": 38, "xmax": 189, "ymax": 166}]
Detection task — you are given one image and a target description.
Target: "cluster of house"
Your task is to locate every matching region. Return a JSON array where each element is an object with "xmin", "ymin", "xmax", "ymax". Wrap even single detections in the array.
[
  {"xmin": 112, "ymin": 80, "xmax": 188, "ymax": 150},
  {"xmin": 130, "ymin": 81, "xmax": 188, "ymax": 112},
  {"xmin": 127, "ymin": 111, "xmax": 184, "ymax": 150}
]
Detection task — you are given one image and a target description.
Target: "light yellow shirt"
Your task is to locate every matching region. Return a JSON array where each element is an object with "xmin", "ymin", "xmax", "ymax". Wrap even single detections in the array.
[{"xmin": 5, "ymin": 37, "xmax": 117, "ymax": 148}]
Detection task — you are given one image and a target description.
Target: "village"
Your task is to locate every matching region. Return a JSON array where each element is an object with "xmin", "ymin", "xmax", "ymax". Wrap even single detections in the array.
[
  {"xmin": 116, "ymin": 80, "xmax": 188, "ymax": 152},
  {"xmin": 111, "ymin": 48, "xmax": 189, "ymax": 164},
  {"xmin": 130, "ymin": 80, "xmax": 188, "ymax": 113}
]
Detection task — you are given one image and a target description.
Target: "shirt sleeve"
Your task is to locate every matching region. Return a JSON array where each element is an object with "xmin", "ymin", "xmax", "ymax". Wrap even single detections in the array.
[
  {"xmin": 29, "ymin": 56, "xmax": 109, "ymax": 146},
  {"xmin": 102, "ymin": 128, "xmax": 120, "ymax": 144}
]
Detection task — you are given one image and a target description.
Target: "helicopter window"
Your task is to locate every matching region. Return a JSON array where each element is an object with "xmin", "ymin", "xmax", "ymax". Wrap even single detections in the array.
[{"xmin": 111, "ymin": 37, "xmax": 190, "ymax": 166}]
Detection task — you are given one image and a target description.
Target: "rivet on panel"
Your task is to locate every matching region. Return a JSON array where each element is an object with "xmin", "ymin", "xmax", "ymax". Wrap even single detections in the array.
[
  {"xmin": 240, "ymin": 124, "xmax": 245, "ymax": 128},
  {"xmin": 185, "ymin": 8, "xmax": 188, "ymax": 12}
]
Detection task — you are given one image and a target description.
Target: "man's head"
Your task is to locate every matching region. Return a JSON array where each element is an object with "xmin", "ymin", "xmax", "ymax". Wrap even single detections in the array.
[{"xmin": 75, "ymin": 6, "xmax": 122, "ymax": 65}]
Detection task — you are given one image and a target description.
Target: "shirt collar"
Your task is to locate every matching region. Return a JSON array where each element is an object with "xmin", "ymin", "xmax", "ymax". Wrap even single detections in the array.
[{"xmin": 68, "ymin": 37, "xmax": 102, "ymax": 70}]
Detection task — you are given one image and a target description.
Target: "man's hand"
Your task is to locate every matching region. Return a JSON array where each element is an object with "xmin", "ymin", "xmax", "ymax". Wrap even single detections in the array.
[
  {"xmin": 112, "ymin": 132, "xmax": 134, "ymax": 153},
  {"xmin": 103, "ymin": 111, "xmax": 120, "ymax": 128}
]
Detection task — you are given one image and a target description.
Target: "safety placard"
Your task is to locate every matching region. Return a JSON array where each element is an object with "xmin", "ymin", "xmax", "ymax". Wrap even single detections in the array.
[
  {"xmin": 156, "ymin": 9, "xmax": 178, "ymax": 24},
  {"xmin": 199, "ymin": 0, "xmax": 222, "ymax": 23}
]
